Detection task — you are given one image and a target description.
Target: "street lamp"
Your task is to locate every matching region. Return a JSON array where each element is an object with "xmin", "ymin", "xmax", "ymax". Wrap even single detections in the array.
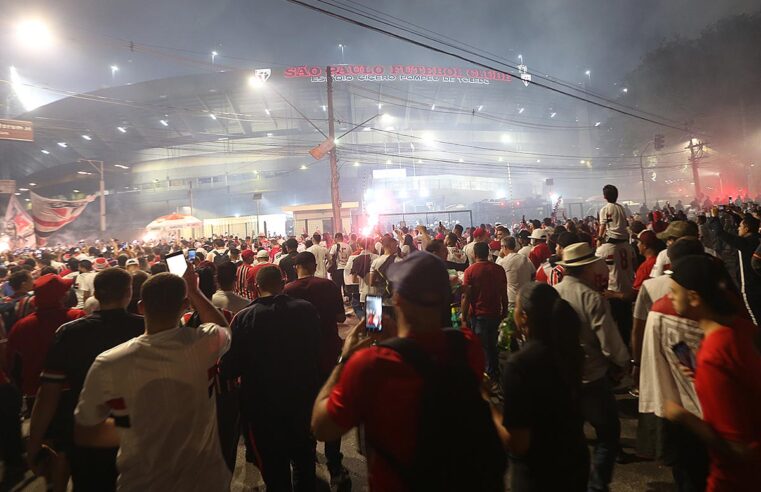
[
  {"xmin": 338, "ymin": 44, "xmax": 345, "ymax": 62},
  {"xmin": 110, "ymin": 65, "xmax": 119, "ymax": 80},
  {"xmin": 211, "ymin": 50, "xmax": 218, "ymax": 64}
]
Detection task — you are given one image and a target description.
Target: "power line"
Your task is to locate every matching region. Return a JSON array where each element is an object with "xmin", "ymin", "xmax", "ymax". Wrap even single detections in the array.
[{"xmin": 285, "ymin": 0, "xmax": 698, "ymax": 134}]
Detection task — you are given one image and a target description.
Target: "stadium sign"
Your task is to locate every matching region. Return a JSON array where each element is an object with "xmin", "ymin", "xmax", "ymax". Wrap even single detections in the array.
[
  {"xmin": 0, "ymin": 119, "xmax": 34, "ymax": 142},
  {"xmin": 283, "ymin": 65, "xmax": 513, "ymax": 85}
]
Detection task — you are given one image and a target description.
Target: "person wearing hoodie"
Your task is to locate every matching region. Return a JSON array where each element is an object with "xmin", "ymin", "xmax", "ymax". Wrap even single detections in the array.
[{"xmin": 5, "ymin": 275, "xmax": 86, "ymax": 400}]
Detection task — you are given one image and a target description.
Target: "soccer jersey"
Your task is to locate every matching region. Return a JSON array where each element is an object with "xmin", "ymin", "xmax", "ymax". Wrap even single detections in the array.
[
  {"xmin": 596, "ymin": 242, "xmax": 636, "ymax": 293},
  {"xmin": 599, "ymin": 202, "xmax": 628, "ymax": 240},
  {"xmin": 75, "ymin": 324, "xmax": 232, "ymax": 492}
]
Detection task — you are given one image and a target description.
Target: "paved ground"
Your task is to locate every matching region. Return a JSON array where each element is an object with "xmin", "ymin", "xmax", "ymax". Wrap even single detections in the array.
[{"xmin": 3, "ymin": 314, "xmax": 676, "ymax": 491}]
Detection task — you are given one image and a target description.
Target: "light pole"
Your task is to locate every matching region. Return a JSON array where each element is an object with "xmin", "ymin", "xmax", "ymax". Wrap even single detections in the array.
[
  {"xmin": 79, "ymin": 159, "xmax": 106, "ymax": 232},
  {"xmin": 211, "ymin": 51, "xmax": 218, "ymax": 69},
  {"xmin": 338, "ymin": 44, "xmax": 345, "ymax": 62},
  {"xmin": 110, "ymin": 65, "xmax": 118, "ymax": 81}
]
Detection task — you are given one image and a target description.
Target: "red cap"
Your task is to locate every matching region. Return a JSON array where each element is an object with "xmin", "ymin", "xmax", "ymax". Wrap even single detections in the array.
[
  {"xmin": 489, "ymin": 240, "xmax": 501, "ymax": 251},
  {"xmin": 473, "ymin": 227, "xmax": 486, "ymax": 239},
  {"xmin": 637, "ymin": 230, "xmax": 658, "ymax": 249},
  {"xmin": 241, "ymin": 249, "xmax": 255, "ymax": 262}
]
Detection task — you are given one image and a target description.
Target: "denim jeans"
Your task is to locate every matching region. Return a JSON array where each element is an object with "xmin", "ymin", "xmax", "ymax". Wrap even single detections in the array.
[
  {"xmin": 345, "ymin": 285, "xmax": 364, "ymax": 319},
  {"xmin": 471, "ymin": 316, "xmax": 500, "ymax": 378},
  {"xmin": 581, "ymin": 378, "xmax": 621, "ymax": 492}
]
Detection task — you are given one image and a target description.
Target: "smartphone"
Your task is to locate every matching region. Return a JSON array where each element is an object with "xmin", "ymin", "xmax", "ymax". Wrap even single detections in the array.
[
  {"xmin": 671, "ymin": 341, "xmax": 696, "ymax": 372},
  {"xmin": 187, "ymin": 249, "xmax": 196, "ymax": 261},
  {"xmin": 165, "ymin": 250, "xmax": 187, "ymax": 277},
  {"xmin": 365, "ymin": 295, "xmax": 383, "ymax": 333}
]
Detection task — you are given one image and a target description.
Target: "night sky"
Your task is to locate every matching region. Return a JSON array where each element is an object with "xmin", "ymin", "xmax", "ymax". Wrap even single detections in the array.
[{"xmin": 2, "ymin": 0, "xmax": 758, "ymax": 100}]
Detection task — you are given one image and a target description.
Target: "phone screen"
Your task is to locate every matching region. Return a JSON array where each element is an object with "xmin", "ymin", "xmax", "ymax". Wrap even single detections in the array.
[
  {"xmin": 365, "ymin": 295, "xmax": 383, "ymax": 333},
  {"xmin": 671, "ymin": 342, "xmax": 696, "ymax": 372},
  {"xmin": 187, "ymin": 249, "xmax": 196, "ymax": 261},
  {"xmin": 165, "ymin": 251, "xmax": 187, "ymax": 277}
]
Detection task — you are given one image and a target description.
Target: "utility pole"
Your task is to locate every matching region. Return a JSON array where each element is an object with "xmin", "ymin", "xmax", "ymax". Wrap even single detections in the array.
[
  {"xmin": 79, "ymin": 159, "xmax": 106, "ymax": 232},
  {"xmin": 686, "ymin": 138, "xmax": 706, "ymax": 199},
  {"xmin": 326, "ymin": 66, "xmax": 342, "ymax": 234},
  {"xmin": 638, "ymin": 141, "xmax": 653, "ymax": 207},
  {"xmin": 188, "ymin": 180, "xmax": 194, "ymax": 216}
]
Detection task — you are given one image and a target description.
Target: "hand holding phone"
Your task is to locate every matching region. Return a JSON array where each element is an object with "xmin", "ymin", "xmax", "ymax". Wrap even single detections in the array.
[
  {"xmin": 188, "ymin": 249, "xmax": 196, "ymax": 261},
  {"xmin": 365, "ymin": 295, "xmax": 383, "ymax": 333},
  {"xmin": 671, "ymin": 341, "xmax": 696, "ymax": 373},
  {"xmin": 165, "ymin": 251, "xmax": 187, "ymax": 277}
]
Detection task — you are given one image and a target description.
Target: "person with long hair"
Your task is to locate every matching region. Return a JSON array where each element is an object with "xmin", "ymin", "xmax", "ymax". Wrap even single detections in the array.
[
  {"xmin": 495, "ymin": 282, "xmax": 589, "ymax": 491},
  {"xmin": 665, "ymin": 255, "xmax": 761, "ymax": 492}
]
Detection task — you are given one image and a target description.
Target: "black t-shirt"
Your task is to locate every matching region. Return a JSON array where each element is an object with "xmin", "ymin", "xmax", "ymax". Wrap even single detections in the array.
[
  {"xmin": 502, "ymin": 340, "xmax": 589, "ymax": 492},
  {"xmin": 41, "ymin": 309, "xmax": 145, "ymax": 442},
  {"xmin": 278, "ymin": 253, "xmax": 299, "ymax": 283},
  {"xmin": 220, "ymin": 294, "xmax": 321, "ymax": 426}
]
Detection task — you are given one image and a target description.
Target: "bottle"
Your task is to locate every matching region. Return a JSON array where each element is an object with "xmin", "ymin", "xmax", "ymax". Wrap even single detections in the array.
[{"xmin": 450, "ymin": 306, "xmax": 460, "ymax": 330}]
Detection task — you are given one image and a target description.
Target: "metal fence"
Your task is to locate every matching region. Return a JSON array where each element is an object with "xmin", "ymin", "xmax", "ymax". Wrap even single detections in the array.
[{"xmin": 377, "ymin": 210, "xmax": 474, "ymax": 231}]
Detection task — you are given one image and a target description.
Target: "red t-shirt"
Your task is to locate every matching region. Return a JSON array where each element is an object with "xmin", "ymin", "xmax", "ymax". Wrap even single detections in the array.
[
  {"xmin": 695, "ymin": 316, "xmax": 761, "ymax": 492},
  {"xmin": 6, "ymin": 308, "xmax": 86, "ymax": 396},
  {"xmin": 529, "ymin": 242, "xmax": 551, "ymax": 269},
  {"xmin": 327, "ymin": 329, "xmax": 485, "ymax": 491},
  {"xmin": 283, "ymin": 276, "xmax": 344, "ymax": 375},
  {"xmin": 633, "ymin": 256, "xmax": 657, "ymax": 291},
  {"xmin": 463, "ymin": 261, "xmax": 507, "ymax": 318}
]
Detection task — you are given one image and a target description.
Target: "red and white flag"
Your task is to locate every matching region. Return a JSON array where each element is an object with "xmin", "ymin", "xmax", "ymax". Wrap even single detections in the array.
[
  {"xmin": 3, "ymin": 195, "xmax": 36, "ymax": 248},
  {"xmin": 31, "ymin": 192, "xmax": 96, "ymax": 245}
]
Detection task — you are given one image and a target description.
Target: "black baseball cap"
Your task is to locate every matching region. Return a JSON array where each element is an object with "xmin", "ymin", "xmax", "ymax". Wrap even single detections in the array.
[
  {"xmin": 294, "ymin": 251, "xmax": 316, "ymax": 266},
  {"xmin": 671, "ymin": 254, "xmax": 724, "ymax": 300},
  {"xmin": 386, "ymin": 251, "xmax": 450, "ymax": 307}
]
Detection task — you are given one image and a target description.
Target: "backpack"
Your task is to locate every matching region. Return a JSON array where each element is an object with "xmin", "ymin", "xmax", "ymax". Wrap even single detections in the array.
[
  {"xmin": 213, "ymin": 249, "xmax": 230, "ymax": 266},
  {"xmin": 328, "ymin": 245, "xmax": 341, "ymax": 275},
  {"xmin": 0, "ymin": 300, "xmax": 18, "ymax": 332},
  {"xmin": 373, "ymin": 330, "xmax": 507, "ymax": 492},
  {"xmin": 350, "ymin": 254, "xmax": 372, "ymax": 279},
  {"xmin": 375, "ymin": 254, "xmax": 397, "ymax": 298}
]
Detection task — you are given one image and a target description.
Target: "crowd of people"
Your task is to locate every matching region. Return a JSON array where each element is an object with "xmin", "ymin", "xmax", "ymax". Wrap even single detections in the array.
[{"xmin": 0, "ymin": 183, "xmax": 760, "ymax": 492}]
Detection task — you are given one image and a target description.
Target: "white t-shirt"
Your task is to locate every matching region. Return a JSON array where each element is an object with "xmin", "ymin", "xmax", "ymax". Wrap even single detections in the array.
[
  {"xmin": 517, "ymin": 245, "xmax": 532, "ymax": 257},
  {"xmin": 496, "ymin": 252, "xmax": 534, "ymax": 304},
  {"xmin": 633, "ymin": 275, "xmax": 673, "ymax": 321},
  {"xmin": 599, "ymin": 202, "xmax": 628, "ymax": 240},
  {"xmin": 306, "ymin": 244, "xmax": 329, "ymax": 278},
  {"xmin": 638, "ymin": 304, "xmax": 702, "ymax": 419},
  {"xmin": 650, "ymin": 249, "xmax": 671, "ymax": 278},
  {"xmin": 446, "ymin": 246, "xmax": 467, "ymax": 264},
  {"xmin": 76, "ymin": 324, "xmax": 232, "ymax": 492},
  {"xmin": 74, "ymin": 271, "xmax": 96, "ymax": 309},
  {"xmin": 595, "ymin": 242, "xmax": 636, "ymax": 293},
  {"xmin": 370, "ymin": 254, "xmax": 402, "ymax": 305},
  {"xmin": 345, "ymin": 252, "xmax": 378, "ymax": 301},
  {"xmin": 329, "ymin": 242, "xmax": 352, "ymax": 270},
  {"xmin": 211, "ymin": 290, "xmax": 251, "ymax": 314},
  {"xmin": 462, "ymin": 241, "xmax": 478, "ymax": 265},
  {"xmin": 344, "ymin": 255, "xmax": 359, "ymax": 286}
]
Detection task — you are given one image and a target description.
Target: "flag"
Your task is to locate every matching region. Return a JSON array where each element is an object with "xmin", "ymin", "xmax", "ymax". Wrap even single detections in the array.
[
  {"xmin": 3, "ymin": 195, "xmax": 36, "ymax": 248},
  {"xmin": 31, "ymin": 192, "xmax": 96, "ymax": 245}
]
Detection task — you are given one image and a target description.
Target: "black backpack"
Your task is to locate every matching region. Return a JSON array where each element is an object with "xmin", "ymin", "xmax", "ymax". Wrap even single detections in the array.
[
  {"xmin": 373, "ymin": 330, "xmax": 507, "ymax": 492},
  {"xmin": 213, "ymin": 249, "xmax": 230, "ymax": 266},
  {"xmin": 350, "ymin": 254, "xmax": 372, "ymax": 279}
]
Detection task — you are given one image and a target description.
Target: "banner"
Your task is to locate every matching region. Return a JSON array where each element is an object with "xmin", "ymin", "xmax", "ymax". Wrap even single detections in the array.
[
  {"xmin": 3, "ymin": 195, "xmax": 35, "ymax": 249},
  {"xmin": 283, "ymin": 64, "xmax": 512, "ymax": 85},
  {"xmin": 31, "ymin": 192, "xmax": 96, "ymax": 245}
]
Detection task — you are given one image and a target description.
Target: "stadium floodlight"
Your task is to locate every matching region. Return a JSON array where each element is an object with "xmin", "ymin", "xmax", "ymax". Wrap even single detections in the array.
[{"xmin": 14, "ymin": 18, "xmax": 54, "ymax": 52}]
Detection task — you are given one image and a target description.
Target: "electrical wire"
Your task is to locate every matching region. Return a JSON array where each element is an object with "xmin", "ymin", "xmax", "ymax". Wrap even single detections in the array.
[{"xmin": 284, "ymin": 0, "xmax": 700, "ymax": 134}]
